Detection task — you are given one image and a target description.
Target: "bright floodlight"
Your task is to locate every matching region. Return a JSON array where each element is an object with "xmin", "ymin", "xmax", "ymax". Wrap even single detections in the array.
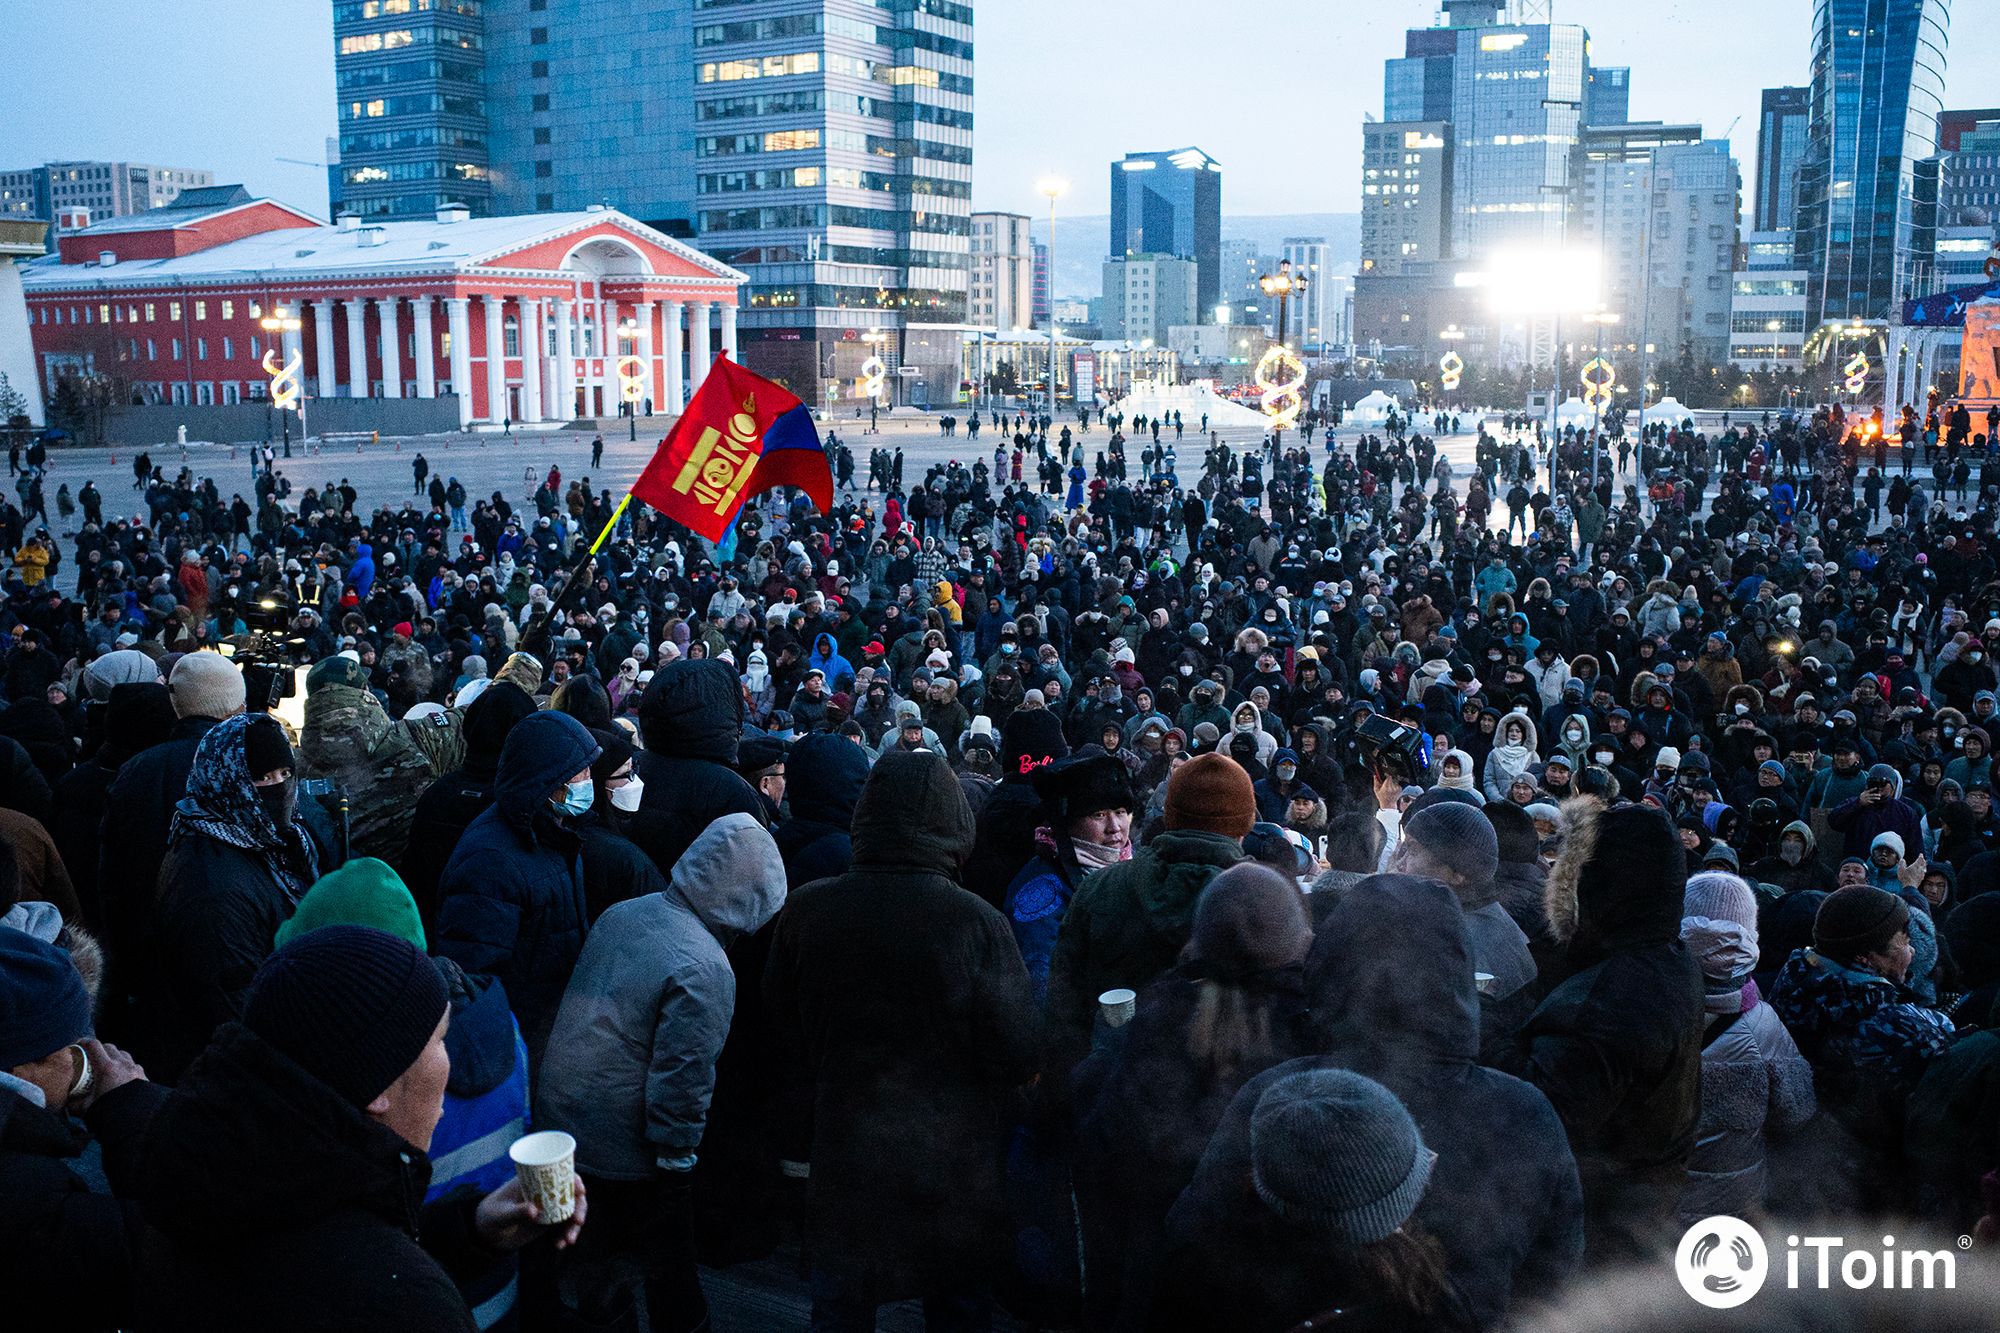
[
  {"xmin": 1483, "ymin": 247, "xmax": 1603, "ymax": 315},
  {"xmin": 1036, "ymin": 176, "xmax": 1070, "ymax": 200}
]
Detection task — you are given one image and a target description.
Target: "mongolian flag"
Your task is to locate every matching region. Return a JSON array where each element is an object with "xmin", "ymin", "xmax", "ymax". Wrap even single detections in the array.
[{"xmin": 629, "ymin": 354, "xmax": 833, "ymax": 541}]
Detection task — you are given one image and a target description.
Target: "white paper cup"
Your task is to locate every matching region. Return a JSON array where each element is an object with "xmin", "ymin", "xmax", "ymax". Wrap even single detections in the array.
[
  {"xmin": 1473, "ymin": 971, "xmax": 1497, "ymax": 996},
  {"xmin": 1099, "ymin": 988, "xmax": 1137, "ymax": 1028},
  {"xmin": 508, "ymin": 1130, "xmax": 577, "ymax": 1224}
]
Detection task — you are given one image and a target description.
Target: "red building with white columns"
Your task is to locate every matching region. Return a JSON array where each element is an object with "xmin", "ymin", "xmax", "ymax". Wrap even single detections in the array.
[{"xmin": 23, "ymin": 185, "xmax": 743, "ymax": 427}]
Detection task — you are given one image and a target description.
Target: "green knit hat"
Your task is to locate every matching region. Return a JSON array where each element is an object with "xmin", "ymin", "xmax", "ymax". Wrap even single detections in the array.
[{"xmin": 275, "ymin": 857, "xmax": 426, "ymax": 950}]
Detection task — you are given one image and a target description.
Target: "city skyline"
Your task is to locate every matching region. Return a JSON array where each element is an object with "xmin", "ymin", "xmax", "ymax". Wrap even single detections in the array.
[{"xmin": 9, "ymin": 0, "xmax": 2000, "ymax": 225}]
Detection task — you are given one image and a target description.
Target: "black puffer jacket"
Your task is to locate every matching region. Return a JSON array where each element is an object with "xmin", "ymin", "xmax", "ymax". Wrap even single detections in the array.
[
  {"xmin": 134, "ymin": 1024, "xmax": 486, "ymax": 1332},
  {"xmin": 99, "ymin": 715, "xmax": 217, "ymax": 994},
  {"xmin": 399, "ymin": 682, "xmax": 537, "ymax": 932},
  {"xmin": 764, "ymin": 751, "xmax": 1038, "ymax": 1294},
  {"xmin": 771, "ymin": 732, "xmax": 870, "ymax": 887},
  {"xmin": 631, "ymin": 660, "xmax": 768, "ymax": 874},
  {"xmin": 1497, "ymin": 799, "xmax": 1704, "ymax": 1262},
  {"xmin": 0, "ymin": 1078, "xmax": 167, "ymax": 1332},
  {"xmin": 1309, "ymin": 875, "xmax": 1584, "ymax": 1327},
  {"xmin": 436, "ymin": 710, "xmax": 601, "ymax": 1067}
]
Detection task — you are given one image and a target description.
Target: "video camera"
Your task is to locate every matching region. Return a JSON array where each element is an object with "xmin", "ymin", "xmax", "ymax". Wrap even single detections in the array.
[
  {"xmin": 1354, "ymin": 712, "xmax": 1430, "ymax": 786},
  {"xmin": 222, "ymin": 588, "xmax": 307, "ymax": 710}
]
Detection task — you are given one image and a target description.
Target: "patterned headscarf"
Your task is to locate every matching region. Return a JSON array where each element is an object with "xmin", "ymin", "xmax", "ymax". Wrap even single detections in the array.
[{"xmin": 169, "ymin": 713, "xmax": 320, "ymax": 903}]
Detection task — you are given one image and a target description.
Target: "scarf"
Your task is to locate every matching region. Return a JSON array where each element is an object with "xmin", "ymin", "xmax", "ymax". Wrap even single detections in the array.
[{"xmin": 169, "ymin": 714, "xmax": 319, "ymax": 905}]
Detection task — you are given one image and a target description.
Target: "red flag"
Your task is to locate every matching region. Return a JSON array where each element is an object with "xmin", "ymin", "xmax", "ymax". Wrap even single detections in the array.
[{"xmin": 630, "ymin": 355, "xmax": 831, "ymax": 541}]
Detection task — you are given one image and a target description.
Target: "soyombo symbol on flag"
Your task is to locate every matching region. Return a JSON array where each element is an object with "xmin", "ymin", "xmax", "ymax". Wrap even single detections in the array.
[{"xmin": 629, "ymin": 355, "xmax": 833, "ymax": 540}]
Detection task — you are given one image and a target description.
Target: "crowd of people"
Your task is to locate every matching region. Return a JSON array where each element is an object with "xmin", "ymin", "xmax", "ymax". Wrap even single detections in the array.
[{"xmin": 10, "ymin": 395, "xmax": 2000, "ymax": 1331}]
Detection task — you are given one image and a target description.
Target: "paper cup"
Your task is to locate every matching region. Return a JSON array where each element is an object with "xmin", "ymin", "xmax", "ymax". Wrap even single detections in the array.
[
  {"xmin": 1098, "ymin": 988, "xmax": 1137, "ymax": 1028},
  {"xmin": 1473, "ymin": 971, "xmax": 1497, "ymax": 996},
  {"xmin": 508, "ymin": 1130, "xmax": 577, "ymax": 1224}
]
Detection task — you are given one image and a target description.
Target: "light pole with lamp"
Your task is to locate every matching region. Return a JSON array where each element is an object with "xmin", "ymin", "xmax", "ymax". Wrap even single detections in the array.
[
  {"xmin": 614, "ymin": 316, "xmax": 648, "ymax": 441},
  {"xmin": 259, "ymin": 306, "xmax": 304, "ymax": 458},
  {"xmin": 1575, "ymin": 309, "xmax": 1619, "ymax": 487},
  {"xmin": 1257, "ymin": 261, "xmax": 1309, "ymax": 450},
  {"xmin": 1036, "ymin": 176, "xmax": 1068, "ymax": 415}
]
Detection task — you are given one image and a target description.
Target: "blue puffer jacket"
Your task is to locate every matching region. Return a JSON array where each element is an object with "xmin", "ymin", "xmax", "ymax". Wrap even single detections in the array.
[
  {"xmin": 437, "ymin": 710, "xmax": 601, "ymax": 1068},
  {"xmin": 1769, "ymin": 947, "xmax": 1953, "ymax": 1147}
]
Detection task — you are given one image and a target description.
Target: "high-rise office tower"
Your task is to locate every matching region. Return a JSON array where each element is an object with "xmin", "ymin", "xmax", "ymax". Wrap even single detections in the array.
[
  {"xmin": 1754, "ymin": 87, "xmax": 1809, "ymax": 234},
  {"xmin": 331, "ymin": 0, "xmax": 489, "ymax": 218},
  {"xmin": 1109, "ymin": 148, "xmax": 1222, "ymax": 321},
  {"xmin": 970, "ymin": 211, "xmax": 1034, "ymax": 331},
  {"xmin": 1794, "ymin": 0, "xmax": 1950, "ymax": 325},
  {"xmin": 1280, "ymin": 237, "xmax": 1332, "ymax": 348},
  {"xmin": 329, "ymin": 0, "xmax": 974, "ymax": 401}
]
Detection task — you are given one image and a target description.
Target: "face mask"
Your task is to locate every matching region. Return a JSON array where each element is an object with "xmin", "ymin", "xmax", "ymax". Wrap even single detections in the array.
[
  {"xmin": 1002, "ymin": 643, "xmax": 1017, "ymax": 654},
  {"xmin": 1780, "ymin": 842, "xmax": 1805, "ymax": 865},
  {"xmin": 257, "ymin": 779, "xmax": 296, "ymax": 830},
  {"xmin": 1594, "ymin": 751, "xmax": 1613, "ymax": 766},
  {"xmin": 609, "ymin": 775, "xmax": 645, "ymax": 813},
  {"xmin": 1278, "ymin": 763, "xmax": 1297, "ymax": 780},
  {"xmin": 555, "ymin": 778, "xmax": 594, "ymax": 817},
  {"xmin": 1735, "ymin": 704, "xmax": 1750, "ymax": 716}
]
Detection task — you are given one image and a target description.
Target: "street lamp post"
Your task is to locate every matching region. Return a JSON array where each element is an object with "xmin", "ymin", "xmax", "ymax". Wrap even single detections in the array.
[
  {"xmin": 1258, "ymin": 261, "xmax": 1309, "ymax": 450},
  {"xmin": 615, "ymin": 316, "xmax": 645, "ymax": 441},
  {"xmin": 1036, "ymin": 176, "xmax": 1068, "ymax": 415},
  {"xmin": 259, "ymin": 306, "xmax": 304, "ymax": 458},
  {"xmin": 1576, "ymin": 310, "xmax": 1619, "ymax": 489}
]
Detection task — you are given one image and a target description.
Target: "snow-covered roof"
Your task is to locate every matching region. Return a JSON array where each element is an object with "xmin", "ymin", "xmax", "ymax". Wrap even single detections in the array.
[{"xmin": 27, "ymin": 207, "xmax": 743, "ymax": 290}]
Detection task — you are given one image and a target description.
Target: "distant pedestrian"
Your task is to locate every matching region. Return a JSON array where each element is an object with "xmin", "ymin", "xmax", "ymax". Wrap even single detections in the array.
[{"xmin": 591, "ymin": 435, "xmax": 604, "ymax": 468}]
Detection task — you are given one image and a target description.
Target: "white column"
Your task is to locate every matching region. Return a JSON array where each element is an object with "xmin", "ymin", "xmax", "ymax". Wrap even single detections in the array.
[
  {"xmin": 634, "ymin": 301, "xmax": 655, "ymax": 416},
  {"xmin": 601, "ymin": 297, "xmax": 621, "ymax": 418},
  {"xmin": 311, "ymin": 300, "xmax": 337, "ymax": 397},
  {"xmin": 688, "ymin": 300, "xmax": 712, "ymax": 394},
  {"xmin": 344, "ymin": 298, "xmax": 369, "ymax": 399},
  {"xmin": 412, "ymin": 295, "xmax": 436, "ymax": 399},
  {"xmin": 520, "ymin": 297, "xmax": 543, "ymax": 424},
  {"xmin": 445, "ymin": 296, "xmax": 474, "ymax": 427},
  {"xmin": 719, "ymin": 300, "xmax": 738, "ymax": 362},
  {"xmin": 483, "ymin": 293, "xmax": 507, "ymax": 424},
  {"xmin": 280, "ymin": 318, "xmax": 303, "ymax": 372},
  {"xmin": 664, "ymin": 299, "xmax": 686, "ymax": 410},
  {"xmin": 553, "ymin": 298, "xmax": 576, "ymax": 421},
  {"xmin": 375, "ymin": 297, "xmax": 402, "ymax": 398}
]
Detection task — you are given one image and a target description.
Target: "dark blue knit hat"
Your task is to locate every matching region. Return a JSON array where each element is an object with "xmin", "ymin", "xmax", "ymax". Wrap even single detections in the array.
[
  {"xmin": 243, "ymin": 924, "xmax": 447, "ymax": 1108},
  {"xmin": 0, "ymin": 926, "xmax": 92, "ymax": 1069}
]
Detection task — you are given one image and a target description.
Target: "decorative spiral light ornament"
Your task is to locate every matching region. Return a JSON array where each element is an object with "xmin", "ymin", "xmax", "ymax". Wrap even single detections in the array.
[
  {"xmin": 261, "ymin": 346, "xmax": 303, "ymax": 415},
  {"xmin": 1255, "ymin": 343, "xmax": 1307, "ymax": 432},
  {"xmin": 856, "ymin": 353, "xmax": 887, "ymax": 401},
  {"xmin": 1579, "ymin": 356, "xmax": 1617, "ymax": 411},
  {"xmin": 616, "ymin": 353, "xmax": 648, "ymax": 405},
  {"xmin": 1439, "ymin": 351, "xmax": 1464, "ymax": 393},
  {"xmin": 1843, "ymin": 350, "xmax": 1870, "ymax": 397}
]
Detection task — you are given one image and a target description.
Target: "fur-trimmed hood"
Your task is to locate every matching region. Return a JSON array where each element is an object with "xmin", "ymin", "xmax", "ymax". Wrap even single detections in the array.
[{"xmin": 1544, "ymin": 796, "xmax": 1687, "ymax": 955}]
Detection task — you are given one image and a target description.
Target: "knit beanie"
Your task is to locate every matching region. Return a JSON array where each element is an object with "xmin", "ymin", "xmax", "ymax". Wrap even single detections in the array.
[
  {"xmin": 243, "ymin": 715, "xmax": 294, "ymax": 780},
  {"xmin": 1164, "ymin": 752, "xmax": 1257, "ymax": 838},
  {"xmin": 275, "ymin": 859, "xmax": 426, "ymax": 951},
  {"xmin": 1682, "ymin": 870, "xmax": 1761, "ymax": 988},
  {"xmin": 105, "ymin": 682, "xmax": 178, "ymax": 756},
  {"xmin": 0, "ymin": 926, "xmax": 92, "ymax": 1069},
  {"xmin": 243, "ymin": 924, "xmax": 448, "ymax": 1109},
  {"xmin": 1485, "ymin": 800, "xmax": 1540, "ymax": 865},
  {"xmin": 1001, "ymin": 707, "xmax": 1069, "ymax": 779},
  {"xmin": 83, "ymin": 648, "xmax": 160, "ymax": 703},
  {"xmin": 1814, "ymin": 885, "xmax": 1911, "ymax": 963},
  {"xmin": 1250, "ymin": 1067, "xmax": 1435, "ymax": 1246},
  {"xmin": 1871, "ymin": 831, "xmax": 1905, "ymax": 860},
  {"xmin": 1190, "ymin": 863, "xmax": 1311, "ymax": 980},
  {"xmin": 168, "ymin": 650, "xmax": 246, "ymax": 721},
  {"xmin": 1402, "ymin": 801, "xmax": 1499, "ymax": 895}
]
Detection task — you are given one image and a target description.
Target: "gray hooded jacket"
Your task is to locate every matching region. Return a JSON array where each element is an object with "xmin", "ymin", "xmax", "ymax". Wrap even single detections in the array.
[{"xmin": 535, "ymin": 813, "xmax": 788, "ymax": 1179}]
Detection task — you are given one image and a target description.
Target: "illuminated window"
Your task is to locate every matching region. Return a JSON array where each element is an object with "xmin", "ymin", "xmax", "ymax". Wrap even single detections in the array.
[
  {"xmin": 795, "ymin": 166, "xmax": 822, "ymax": 187},
  {"xmin": 170, "ymin": 301, "xmax": 182, "ymax": 320},
  {"xmin": 145, "ymin": 303, "xmax": 156, "ymax": 321},
  {"xmin": 221, "ymin": 300, "xmax": 235, "ymax": 319},
  {"xmin": 763, "ymin": 129, "xmax": 820, "ymax": 151},
  {"xmin": 98, "ymin": 304, "xmax": 111, "ymax": 323},
  {"xmin": 1480, "ymin": 32, "xmax": 1528, "ymax": 51},
  {"xmin": 700, "ymin": 52, "xmax": 819, "ymax": 82},
  {"xmin": 887, "ymin": 66, "xmax": 939, "ymax": 88}
]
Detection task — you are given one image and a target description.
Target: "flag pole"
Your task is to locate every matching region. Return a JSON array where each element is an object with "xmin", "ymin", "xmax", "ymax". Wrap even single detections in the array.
[{"xmin": 519, "ymin": 489, "xmax": 637, "ymax": 660}]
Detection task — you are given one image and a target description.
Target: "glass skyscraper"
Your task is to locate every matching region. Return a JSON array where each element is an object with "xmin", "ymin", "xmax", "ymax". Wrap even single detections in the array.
[
  {"xmin": 331, "ymin": 0, "xmax": 489, "ymax": 218},
  {"xmin": 1383, "ymin": 16, "xmax": 1589, "ymax": 262},
  {"xmin": 1754, "ymin": 86, "xmax": 1809, "ymax": 234},
  {"xmin": 328, "ymin": 0, "xmax": 974, "ymax": 400},
  {"xmin": 1108, "ymin": 148, "xmax": 1223, "ymax": 320},
  {"xmin": 1794, "ymin": 0, "xmax": 1950, "ymax": 325}
]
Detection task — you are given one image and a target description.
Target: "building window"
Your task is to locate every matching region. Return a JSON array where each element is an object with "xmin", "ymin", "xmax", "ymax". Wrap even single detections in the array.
[
  {"xmin": 504, "ymin": 315, "xmax": 520, "ymax": 357},
  {"xmin": 196, "ymin": 382, "xmax": 214, "ymax": 405},
  {"xmin": 533, "ymin": 93, "xmax": 550, "ymax": 111},
  {"xmin": 530, "ymin": 26, "xmax": 547, "ymax": 43},
  {"xmin": 221, "ymin": 300, "xmax": 234, "ymax": 319},
  {"xmin": 535, "ymin": 161, "xmax": 552, "ymax": 178},
  {"xmin": 170, "ymin": 301, "xmax": 182, "ymax": 320},
  {"xmin": 146, "ymin": 339, "xmax": 157, "ymax": 361},
  {"xmin": 222, "ymin": 382, "xmax": 241, "ymax": 405},
  {"xmin": 172, "ymin": 338, "xmax": 183, "ymax": 360},
  {"xmin": 194, "ymin": 300, "xmax": 207, "ymax": 320},
  {"xmin": 532, "ymin": 60, "xmax": 548, "ymax": 78},
  {"xmin": 171, "ymin": 383, "xmax": 189, "ymax": 406},
  {"xmin": 537, "ymin": 193, "xmax": 554, "ymax": 209},
  {"xmin": 144, "ymin": 303, "xmax": 155, "ymax": 321},
  {"xmin": 196, "ymin": 338, "xmax": 208, "ymax": 360},
  {"xmin": 223, "ymin": 337, "xmax": 234, "ymax": 359}
]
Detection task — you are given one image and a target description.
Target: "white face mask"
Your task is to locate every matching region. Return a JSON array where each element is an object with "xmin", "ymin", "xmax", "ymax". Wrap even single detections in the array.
[{"xmin": 609, "ymin": 775, "xmax": 646, "ymax": 813}]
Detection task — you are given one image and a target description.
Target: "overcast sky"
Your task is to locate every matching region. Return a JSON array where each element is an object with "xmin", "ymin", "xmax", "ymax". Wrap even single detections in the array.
[{"xmin": 3, "ymin": 0, "xmax": 1994, "ymax": 220}]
